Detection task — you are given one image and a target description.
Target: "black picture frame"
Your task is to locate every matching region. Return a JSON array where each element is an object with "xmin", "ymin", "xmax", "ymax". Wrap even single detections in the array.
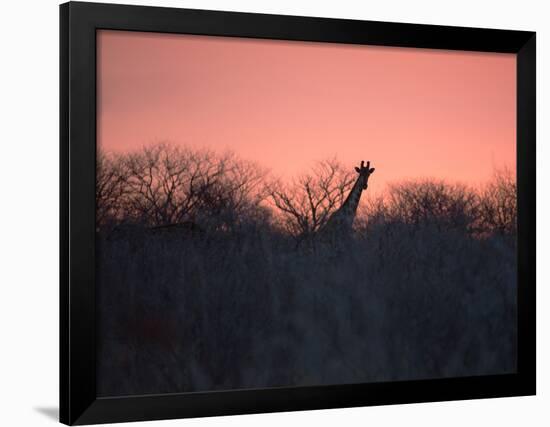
[{"xmin": 60, "ymin": 1, "xmax": 536, "ymax": 425}]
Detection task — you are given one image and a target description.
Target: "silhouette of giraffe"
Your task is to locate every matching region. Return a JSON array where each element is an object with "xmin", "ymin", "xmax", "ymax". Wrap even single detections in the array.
[{"xmin": 319, "ymin": 160, "xmax": 375, "ymax": 238}]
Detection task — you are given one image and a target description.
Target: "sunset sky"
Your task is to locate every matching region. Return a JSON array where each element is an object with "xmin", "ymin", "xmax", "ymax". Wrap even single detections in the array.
[{"xmin": 97, "ymin": 30, "xmax": 516, "ymax": 195}]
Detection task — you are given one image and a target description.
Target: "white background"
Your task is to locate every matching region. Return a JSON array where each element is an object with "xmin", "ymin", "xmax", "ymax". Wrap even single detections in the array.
[{"xmin": 0, "ymin": 0, "xmax": 547, "ymax": 425}]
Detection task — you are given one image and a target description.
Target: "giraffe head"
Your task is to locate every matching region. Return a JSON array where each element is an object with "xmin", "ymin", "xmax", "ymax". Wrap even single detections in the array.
[{"xmin": 355, "ymin": 160, "xmax": 375, "ymax": 189}]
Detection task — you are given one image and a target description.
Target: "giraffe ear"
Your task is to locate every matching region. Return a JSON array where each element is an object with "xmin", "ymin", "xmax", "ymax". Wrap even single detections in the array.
[
  {"xmin": 355, "ymin": 167, "xmax": 361, "ymax": 173},
  {"xmin": 369, "ymin": 168, "xmax": 375, "ymax": 173}
]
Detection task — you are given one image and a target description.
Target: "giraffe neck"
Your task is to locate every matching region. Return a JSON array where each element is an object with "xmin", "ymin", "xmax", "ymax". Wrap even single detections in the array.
[
  {"xmin": 340, "ymin": 176, "xmax": 366, "ymax": 220},
  {"xmin": 319, "ymin": 174, "xmax": 369, "ymax": 236}
]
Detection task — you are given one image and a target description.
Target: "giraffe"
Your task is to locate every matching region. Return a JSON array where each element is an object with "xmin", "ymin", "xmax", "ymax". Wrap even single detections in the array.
[{"xmin": 318, "ymin": 160, "xmax": 375, "ymax": 239}]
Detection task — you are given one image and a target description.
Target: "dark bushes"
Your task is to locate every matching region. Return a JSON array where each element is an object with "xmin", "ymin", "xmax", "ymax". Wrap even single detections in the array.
[{"xmin": 96, "ymin": 145, "xmax": 516, "ymax": 395}]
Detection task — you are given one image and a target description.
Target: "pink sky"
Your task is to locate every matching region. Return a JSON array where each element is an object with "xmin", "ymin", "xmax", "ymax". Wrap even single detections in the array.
[{"xmin": 97, "ymin": 30, "xmax": 516, "ymax": 195}]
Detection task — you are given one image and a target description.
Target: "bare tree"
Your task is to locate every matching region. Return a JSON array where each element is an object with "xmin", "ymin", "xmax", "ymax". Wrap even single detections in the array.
[
  {"xmin": 120, "ymin": 144, "xmax": 215, "ymax": 225},
  {"xmin": 267, "ymin": 159, "xmax": 356, "ymax": 238},
  {"xmin": 478, "ymin": 168, "xmax": 516, "ymax": 235},
  {"xmin": 96, "ymin": 144, "xmax": 269, "ymax": 230},
  {"xmin": 356, "ymin": 172, "xmax": 517, "ymax": 239},
  {"xmin": 192, "ymin": 151, "xmax": 269, "ymax": 230},
  {"xmin": 354, "ymin": 194, "xmax": 389, "ymax": 233},
  {"xmin": 378, "ymin": 180, "xmax": 479, "ymax": 232},
  {"xmin": 96, "ymin": 151, "xmax": 128, "ymax": 228}
]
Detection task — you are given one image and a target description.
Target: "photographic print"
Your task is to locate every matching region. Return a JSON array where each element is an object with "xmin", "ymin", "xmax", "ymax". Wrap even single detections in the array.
[{"xmin": 95, "ymin": 30, "xmax": 517, "ymax": 397}]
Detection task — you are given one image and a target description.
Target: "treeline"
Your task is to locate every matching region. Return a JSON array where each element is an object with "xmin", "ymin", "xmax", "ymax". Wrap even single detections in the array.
[
  {"xmin": 97, "ymin": 144, "xmax": 516, "ymax": 239},
  {"xmin": 357, "ymin": 170, "xmax": 516, "ymax": 238}
]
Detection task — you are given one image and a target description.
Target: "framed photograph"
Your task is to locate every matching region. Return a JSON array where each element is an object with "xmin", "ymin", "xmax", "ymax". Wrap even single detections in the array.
[{"xmin": 60, "ymin": 1, "xmax": 536, "ymax": 425}]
